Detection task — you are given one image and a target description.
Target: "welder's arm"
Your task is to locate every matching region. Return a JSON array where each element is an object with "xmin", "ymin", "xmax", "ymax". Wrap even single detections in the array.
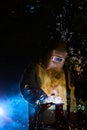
[{"xmin": 20, "ymin": 65, "xmax": 47, "ymax": 105}]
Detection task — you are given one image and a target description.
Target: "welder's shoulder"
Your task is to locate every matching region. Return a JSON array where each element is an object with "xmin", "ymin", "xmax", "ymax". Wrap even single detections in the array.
[{"xmin": 23, "ymin": 63, "xmax": 38, "ymax": 75}]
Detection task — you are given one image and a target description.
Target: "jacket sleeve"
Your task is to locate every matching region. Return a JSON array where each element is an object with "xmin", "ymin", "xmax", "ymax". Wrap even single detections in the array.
[{"xmin": 20, "ymin": 63, "xmax": 47, "ymax": 105}]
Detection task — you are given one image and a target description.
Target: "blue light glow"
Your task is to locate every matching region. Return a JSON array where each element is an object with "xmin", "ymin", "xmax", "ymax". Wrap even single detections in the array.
[{"xmin": 0, "ymin": 94, "xmax": 28, "ymax": 130}]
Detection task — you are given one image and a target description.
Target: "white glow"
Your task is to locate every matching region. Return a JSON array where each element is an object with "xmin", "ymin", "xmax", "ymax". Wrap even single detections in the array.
[
  {"xmin": 0, "ymin": 108, "xmax": 4, "ymax": 115},
  {"xmin": 44, "ymin": 96, "xmax": 64, "ymax": 104}
]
